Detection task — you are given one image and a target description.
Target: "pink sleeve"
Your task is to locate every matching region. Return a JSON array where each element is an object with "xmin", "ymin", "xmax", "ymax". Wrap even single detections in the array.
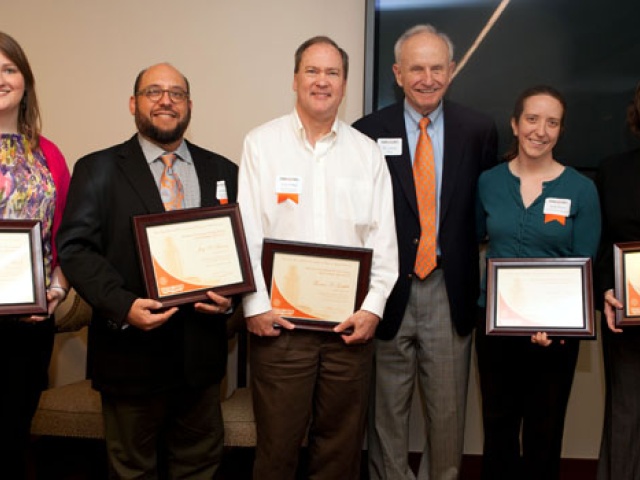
[{"xmin": 39, "ymin": 136, "xmax": 71, "ymax": 268}]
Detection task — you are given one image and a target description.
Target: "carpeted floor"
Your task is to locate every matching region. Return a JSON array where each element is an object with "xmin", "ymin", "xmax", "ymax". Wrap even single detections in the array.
[{"xmin": 27, "ymin": 437, "xmax": 596, "ymax": 479}]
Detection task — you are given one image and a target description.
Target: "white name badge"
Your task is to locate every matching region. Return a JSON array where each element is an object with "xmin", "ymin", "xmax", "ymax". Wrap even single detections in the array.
[
  {"xmin": 377, "ymin": 138, "xmax": 402, "ymax": 156},
  {"xmin": 216, "ymin": 180, "xmax": 228, "ymax": 203},
  {"xmin": 276, "ymin": 176, "xmax": 302, "ymax": 194},
  {"xmin": 544, "ymin": 198, "xmax": 571, "ymax": 217}
]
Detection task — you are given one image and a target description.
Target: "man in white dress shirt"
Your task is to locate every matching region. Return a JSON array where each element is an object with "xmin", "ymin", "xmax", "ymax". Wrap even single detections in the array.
[{"xmin": 238, "ymin": 36, "xmax": 398, "ymax": 480}]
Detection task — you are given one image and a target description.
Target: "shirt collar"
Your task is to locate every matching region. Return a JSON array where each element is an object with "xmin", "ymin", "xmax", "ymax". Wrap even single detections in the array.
[
  {"xmin": 291, "ymin": 109, "xmax": 340, "ymax": 143},
  {"xmin": 404, "ymin": 99, "xmax": 444, "ymax": 131},
  {"xmin": 137, "ymin": 134, "xmax": 192, "ymax": 165}
]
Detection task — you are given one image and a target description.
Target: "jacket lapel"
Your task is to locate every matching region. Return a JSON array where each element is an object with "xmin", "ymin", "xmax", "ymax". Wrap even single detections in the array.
[
  {"xmin": 115, "ymin": 137, "xmax": 222, "ymax": 211},
  {"xmin": 440, "ymin": 102, "xmax": 464, "ymax": 224},
  {"xmin": 189, "ymin": 141, "xmax": 218, "ymax": 208},
  {"xmin": 385, "ymin": 104, "xmax": 419, "ymax": 219},
  {"xmin": 115, "ymin": 136, "xmax": 164, "ymax": 213}
]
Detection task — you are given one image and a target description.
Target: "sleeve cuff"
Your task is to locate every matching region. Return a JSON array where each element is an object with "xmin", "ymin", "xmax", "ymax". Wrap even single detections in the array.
[
  {"xmin": 360, "ymin": 290, "xmax": 386, "ymax": 319},
  {"xmin": 242, "ymin": 291, "xmax": 273, "ymax": 318}
]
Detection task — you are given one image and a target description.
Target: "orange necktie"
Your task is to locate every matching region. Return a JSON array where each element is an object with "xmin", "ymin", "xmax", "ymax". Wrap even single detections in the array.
[
  {"xmin": 159, "ymin": 153, "xmax": 184, "ymax": 211},
  {"xmin": 413, "ymin": 117, "xmax": 437, "ymax": 279}
]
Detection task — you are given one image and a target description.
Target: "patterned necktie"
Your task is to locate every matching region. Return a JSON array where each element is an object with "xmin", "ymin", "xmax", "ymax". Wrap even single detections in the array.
[
  {"xmin": 413, "ymin": 117, "xmax": 437, "ymax": 279},
  {"xmin": 159, "ymin": 153, "xmax": 184, "ymax": 210}
]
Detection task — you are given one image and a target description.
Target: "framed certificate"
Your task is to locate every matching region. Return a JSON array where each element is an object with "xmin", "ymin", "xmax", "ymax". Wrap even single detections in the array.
[
  {"xmin": 486, "ymin": 257, "xmax": 594, "ymax": 337},
  {"xmin": 614, "ymin": 242, "xmax": 640, "ymax": 327},
  {"xmin": 133, "ymin": 205, "xmax": 256, "ymax": 307},
  {"xmin": 0, "ymin": 220, "xmax": 47, "ymax": 316},
  {"xmin": 262, "ymin": 239, "xmax": 373, "ymax": 332}
]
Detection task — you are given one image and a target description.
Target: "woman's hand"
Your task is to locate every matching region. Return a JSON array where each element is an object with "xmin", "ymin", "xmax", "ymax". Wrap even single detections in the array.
[
  {"xmin": 530, "ymin": 332, "xmax": 567, "ymax": 347},
  {"xmin": 21, "ymin": 286, "xmax": 67, "ymax": 323},
  {"xmin": 531, "ymin": 331, "xmax": 553, "ymax": 347},
  {"xmin": 21, "ymin": 266, "xmax": 70, "ymax": 323}
]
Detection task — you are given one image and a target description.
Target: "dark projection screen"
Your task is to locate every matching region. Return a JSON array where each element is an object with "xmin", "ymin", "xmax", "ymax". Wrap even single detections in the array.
[{"xmin": 364, "ymin": 0, "xmax": 640, "ymax": 170}]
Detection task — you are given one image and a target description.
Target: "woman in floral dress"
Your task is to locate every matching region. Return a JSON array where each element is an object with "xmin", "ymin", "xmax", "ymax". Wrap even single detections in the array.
[{"xmin": 0, "ymin": 31, "xmax": 70, "ymax": 479}]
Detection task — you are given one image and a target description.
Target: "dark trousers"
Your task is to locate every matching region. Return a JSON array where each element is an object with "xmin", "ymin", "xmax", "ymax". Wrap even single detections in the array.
[
  {"xmin": 475, "ymin": 322, "xmax": 579, "ymax": 480},
  {"xmin": 101, "ymin": 383, "xmax": 223, "ymax": 480},
  {"xmin": 250, "ymin": 330, "xmax": 374, "ymax": 480},
  {"xmin": 0, "ymin": 317, "xmax": 54, "ymax": 480},
  {"xmin": 598, "ymin": 320, "xmax": 640, "ymax": 480}
]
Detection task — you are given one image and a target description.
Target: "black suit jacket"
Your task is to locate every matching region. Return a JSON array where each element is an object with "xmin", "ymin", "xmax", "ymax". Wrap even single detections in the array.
[
  {"xmin": 595, "ymin": 148, "xmax": 640, "ymax": 302},
  {"xmin": 353, "ymin": 101, "xmax": 497, "ymax": 339},
  {"xmin": 57, "ymin": 136, "xmax": 238, "ymax": 395}
]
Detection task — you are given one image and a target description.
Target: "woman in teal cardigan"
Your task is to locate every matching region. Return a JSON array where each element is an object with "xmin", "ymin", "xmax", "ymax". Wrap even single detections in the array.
[{"xmin": 475, "ymin": 85, "xmax": 601, "ymax": 480}]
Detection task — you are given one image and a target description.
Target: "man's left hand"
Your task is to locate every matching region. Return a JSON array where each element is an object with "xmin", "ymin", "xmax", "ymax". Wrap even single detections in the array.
[
  {"xmin": 194, "ymin": 291, "xmax": 233, "ymax": 315},
  {"xmin": 334, "ymin": 310, "xmax": 380, "ymax": 345}
]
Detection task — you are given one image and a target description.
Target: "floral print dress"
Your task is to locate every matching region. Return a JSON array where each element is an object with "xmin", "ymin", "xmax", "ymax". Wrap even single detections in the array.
[{"xmin": 0, "ymin": 133, "xmax": 56, "ymax": 283}]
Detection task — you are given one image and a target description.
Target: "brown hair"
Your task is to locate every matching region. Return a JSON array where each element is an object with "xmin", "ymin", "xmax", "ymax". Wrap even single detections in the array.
[
  {"xmin": 294, "ymin": 36, "xmax": 349, "ymax": 80},
  {"xmin": 504, "ymin": 85, "xmax": 567, "ymax": 161},
  {"xmin": 0, "ymin": 31, "xmax": 41, "ymax": 147}
]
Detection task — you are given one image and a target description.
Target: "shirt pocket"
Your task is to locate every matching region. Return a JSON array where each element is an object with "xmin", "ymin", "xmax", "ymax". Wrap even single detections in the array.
[{"xmin": 334, "ymin": 178, "xmax": 373, "ymax": 226}]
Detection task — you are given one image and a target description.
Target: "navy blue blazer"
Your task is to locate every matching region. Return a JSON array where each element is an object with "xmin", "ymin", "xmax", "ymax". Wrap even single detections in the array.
[{"xmin": 353, "ymin": 101, "xmax": 497, "ymax": 339}]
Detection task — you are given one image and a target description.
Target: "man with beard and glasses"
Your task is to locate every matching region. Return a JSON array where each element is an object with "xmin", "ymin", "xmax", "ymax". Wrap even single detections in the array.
[{"xmin": 57, "ymin": 63, "xmax": 238, "ymax": 479}]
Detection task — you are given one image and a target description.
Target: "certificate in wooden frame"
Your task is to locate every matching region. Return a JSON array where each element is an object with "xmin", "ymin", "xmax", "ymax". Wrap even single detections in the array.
[
  {"xmin": 486, "ymin": 257, "xmax": 594, "ymax": 337},
  {"xmin": 614, "ymin": 241, "xmax": 640, "ymax": 327},
  {"xmin": 134, "ymin": 205, "xmax": 255, "ymax": 307},
  {"xmin": 261, "ymin": 239, "xmax": 372, "ymax": 333},
  {"xmin": 0, "ymin": 219, "xmax": 47, "ymax": 316}
]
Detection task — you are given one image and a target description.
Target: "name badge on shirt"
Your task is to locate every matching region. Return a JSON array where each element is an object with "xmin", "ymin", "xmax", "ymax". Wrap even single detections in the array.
[
  {"xmin": 276, "ymin": 176, "xmax": 302, "ymax": 204},
  {"xmin": 377, "ymin": 138, "xmax": 402, "ymax": 156},
  {"xmin": 216, "ymin": 180, "xmax": 228, "ymax": 205},
  {"xmin": 543, "ymin": 198, "xmax": 571, "ymax": 225}
]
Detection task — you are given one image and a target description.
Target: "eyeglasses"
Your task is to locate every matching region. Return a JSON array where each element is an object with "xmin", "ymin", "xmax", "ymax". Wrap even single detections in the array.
[{"xmin": 136, "ymin": 86, "xmax": 189, "ymax": 103}]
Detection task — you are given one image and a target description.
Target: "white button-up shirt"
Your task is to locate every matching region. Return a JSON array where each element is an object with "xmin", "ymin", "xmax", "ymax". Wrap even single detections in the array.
[{"xmin": 238, "ymin": 110, "xmax": 399, "ymax": 319}]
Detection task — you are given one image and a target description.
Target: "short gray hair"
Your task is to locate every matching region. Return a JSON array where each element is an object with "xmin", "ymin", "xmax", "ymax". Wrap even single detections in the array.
[{"xmin": 394, "ymin": 24, "xmax": 454, "ymax": 64}]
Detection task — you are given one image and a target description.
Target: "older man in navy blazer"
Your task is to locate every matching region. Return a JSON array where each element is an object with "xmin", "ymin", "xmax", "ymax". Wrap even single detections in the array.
[{"xmin": 353, "ymin": 25, "xmax": 497, "ymax": 479}]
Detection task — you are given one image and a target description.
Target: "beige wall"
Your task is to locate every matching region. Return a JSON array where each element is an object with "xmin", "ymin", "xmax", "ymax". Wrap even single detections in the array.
[
  {"xmin": 2, "ymin": 0, "xmax": 604, "ymax": 460},
  {"xmin": 3, "ymin": 0, "xmax": 366, "ymax": 165}
]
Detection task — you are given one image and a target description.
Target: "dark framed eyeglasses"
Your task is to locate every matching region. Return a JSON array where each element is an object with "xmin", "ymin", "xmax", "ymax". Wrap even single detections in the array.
[{"xmin": 136, "ymin": 86, "xmax": 189, "ymax": 103}]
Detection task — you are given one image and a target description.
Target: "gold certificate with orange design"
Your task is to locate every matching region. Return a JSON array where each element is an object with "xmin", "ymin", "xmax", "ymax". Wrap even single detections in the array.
[
  {"xmin": 147, "ymin": 217, "xmax": 242, "ymax": 298},
  {"xmin": 261, "ymin": 239, "xmax": 372, "ymax": 332},
  {"xmin": 134, "ymin": 205, "xmax": 256, "ymax": 307},
  {"xmin": 623, "ymin": 251, "xmax": 640, "ymax": 317},
  {"xmin": 270, "ymin": 252, "xmax": 360, "ymax": 323}
]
